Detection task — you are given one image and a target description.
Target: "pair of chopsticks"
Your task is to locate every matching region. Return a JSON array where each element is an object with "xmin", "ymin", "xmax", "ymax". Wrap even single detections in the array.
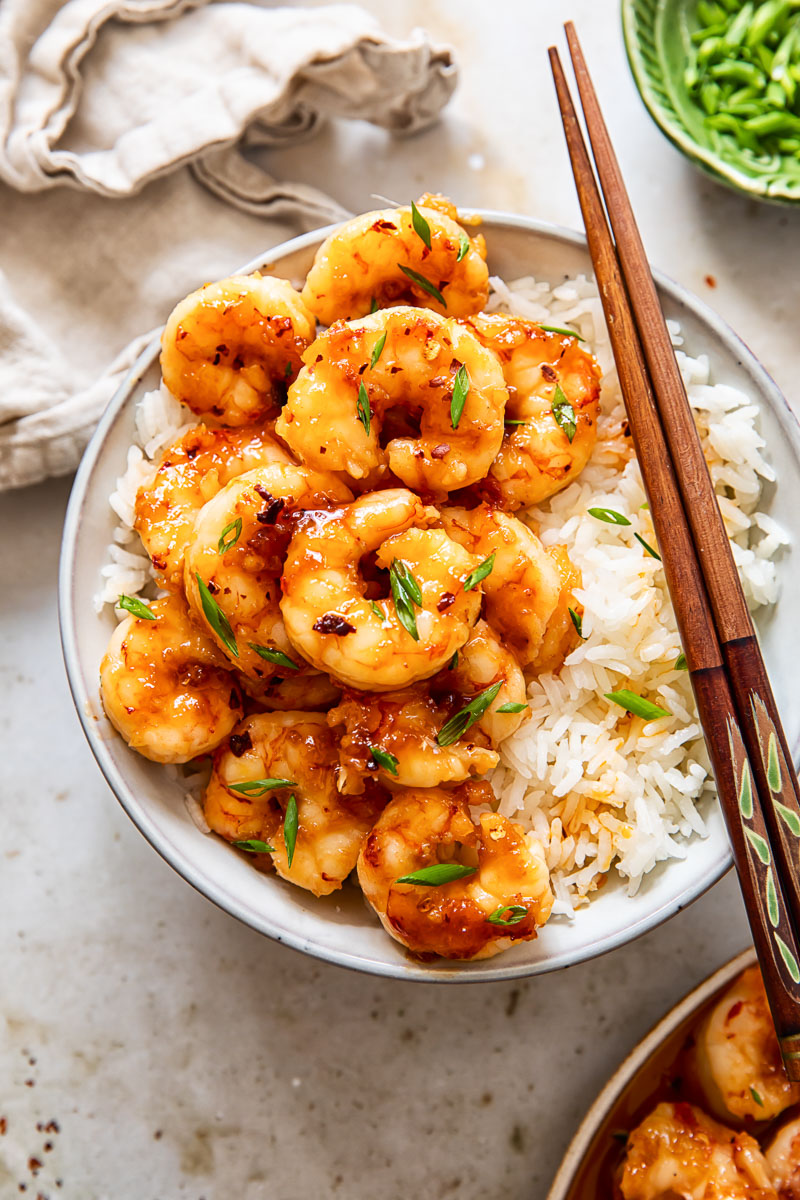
[{"xmin": 550, "ymin": 26, "xmax": 800, "ymax": 1075}]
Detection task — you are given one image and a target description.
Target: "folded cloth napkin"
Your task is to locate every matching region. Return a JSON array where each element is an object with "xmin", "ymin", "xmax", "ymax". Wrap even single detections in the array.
[{"xmin": 0, "ymin": 0, "xmax": 457, "ymax": 491}]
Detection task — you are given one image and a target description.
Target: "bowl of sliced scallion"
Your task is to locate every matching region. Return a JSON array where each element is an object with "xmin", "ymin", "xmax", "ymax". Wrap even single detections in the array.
[{"xmin": 623, "ymin": 0, "xmax": 800, "ymax": 203}]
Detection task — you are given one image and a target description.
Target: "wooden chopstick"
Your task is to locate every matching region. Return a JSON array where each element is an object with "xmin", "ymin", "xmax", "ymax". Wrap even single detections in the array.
[
  {"xmin": 548, "ymin": 39, "xmax": 800, "ymax": 1077},
  {"xmin": 563, "ymin": 22, "xmax": 800, "ymax": 954}
]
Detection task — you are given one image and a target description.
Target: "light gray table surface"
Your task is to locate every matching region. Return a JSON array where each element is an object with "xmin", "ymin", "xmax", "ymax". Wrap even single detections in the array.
[{"xmin": 3, "ymin": 2, "xmax": 799, "ymax": 1197}]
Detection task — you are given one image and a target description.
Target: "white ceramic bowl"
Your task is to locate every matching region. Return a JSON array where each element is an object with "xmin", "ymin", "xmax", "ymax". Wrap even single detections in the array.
[
  {"xmin": 546, "ymin": 946, "xmax": 758, "ymax": 1199},
  {"xmin": 59, "ymin": 213, "xmax": 800, "ymax": 981}
]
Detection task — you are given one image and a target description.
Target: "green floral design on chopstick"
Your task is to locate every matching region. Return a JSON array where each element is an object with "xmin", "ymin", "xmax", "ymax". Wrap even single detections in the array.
[
  {"xmin": 727, "ymin": 713, "xmax": 800, "ymax": 990},
  {"xmin": 750, "ymin": 694, "xmax": 800, "ymax": 844}
]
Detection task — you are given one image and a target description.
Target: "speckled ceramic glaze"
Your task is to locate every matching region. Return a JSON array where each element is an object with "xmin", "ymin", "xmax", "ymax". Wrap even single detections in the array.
[
  {"xmin": 59, "ymin": 214, "xmax": 800, "ymax": 981},
  {"xmin": 623, "ymin": 0, "xmax": 800, "ymax": 204},
  {"xmin": 546, "ymin": 946, "xmax": 757, "ymax": 1198}
]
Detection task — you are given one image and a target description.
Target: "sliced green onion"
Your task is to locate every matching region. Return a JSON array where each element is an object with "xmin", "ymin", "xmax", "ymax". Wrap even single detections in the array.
[
  {"xmin": 248, "ymin": 643, "xmax": 299, "ymax": 671},
  {"xmin": 195, "ymin": 573, "xmax": 238, "ymax": 657},
  {"xmin": 356, "ymin": 380, "xmax": 371, "ymax": 435},
  {"xmin": 675, "ymin": 653, "xmax": 688, "ymax": 671},
  {"xmin": 496, "ymin": 702, "xmax": 528, "ymax": 714},
  {"xmin": 449, "ymin": 651, "xmax": 458, "ymax": 670},
  {"xmin": 750, "ymin": 1085, "xmax": 765, "ymax": 1107},
  {"xmin": 369, "ymin": 296, "xmax": 379, "ymax": 314},
  {"xmin": 229, "ymin": 778, "xmax": 296, "ymax": 797},
  {"xmin": 538, "ymin": 324, "xmax": 585, "ymax": 342},
  {"xmin": 218, "ymin": 517, "xmax": 243, "ymax": 555},
  {"xmin": 437, "ymin": 680, "xmax": 503, "ymax": 746},
  {"xmin": 487, "ymin": 904, "xmax": 528, "ymax": 926},
  {"xmin": 398, "ymin": 265, "xmax": 446, "ymax": 307},
  {"xmin": 635, "ymin": 532, "xmax": 662, "ymax": 560},
  {"xmin": 370, "ymin": 331, "xmax": 387, "ymax": 369},
  {"xmin": 369, "ymin": 745, "xmax": 399, "ymax": 776},
  {"xmin": 118, "ymin": 594, "xmax": 156, "ymax": 621},
  {"xmin": 369, "ymin": 600, "xmax": 384, "ymax": 621},
  {"xmin": 463, "ymin": 553, "xmax": 495, "ymax": 592},
  {"xmin": 568, "ymin": 607, "xmax": 585, "ymax": 638},
  {"xmin": 395, "ymin": 863, "xmax": 477, "ymax": 886},
  {"xmin": 588, "ymin": 507, "xmax": 631, "ymax": 526},
  {"xmin": 552, "ymin": 383, "xmax": 577, "ymax": 443},
  {"xmin": 605, "ymin": 690, "xmax": 670, "ymax": 721},
  {"xmin": 456, "ymin": 232, "xmax": 470, "ymax": 262},
  {"xmin": 450, "ymin": 363, "xmax": 470, "ymax": 430},
  {"xmin": 284, "ymin": 794, "xmax": 298, "ymax": 868},
  {"xmin": 389, "ymin": 559, "xmax": 422, "ymax": 642},
  {"xmin": 233, "ymin": 839, "xmax": 275, "ymax": 854},
  {"xmin": 410, "ymin": 201, "xmax": 432, "ymax": 249}
]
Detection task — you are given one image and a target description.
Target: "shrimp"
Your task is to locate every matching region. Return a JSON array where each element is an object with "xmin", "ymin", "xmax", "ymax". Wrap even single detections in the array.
[
  {"xmin": 203, "ymin": 712, "xmax": 386, "ymax": 896},
  {"xmin": 689, "ymin": 966, "xmax": 800, "ymax": 1124},
  {"xmin": 275, "ymin": 307, "xmax": 508, "ymax": 495},
  {"xmin": 100, "ymin": 594, "xmax": 242, "ymax": 764},
  {"xmin": 241, "ymin": 669, "xmax": 342, "ymax": 713},
  {"xmin": 527, "ymin": 544, "xmax": 583, "ymax": 675},
  {"xmin": 328, "ymin": 620, "xmax": 527, "ymax": 793},
  {"xmin": 134, "ymin": 423, "xmax": 294, "ymax": 590},
  {"xmin": 183, "ymin": 463, "xmax": 353, "ymax": 682},
  {"xmin": 301, "ymin": 196, "xmax": 489, "ymax": 325},
  {"xmin": 765, "ymin": 1114, "xmax": 800, "ymax": 1199},
  {"xmin": 619, "ymin": 1101, "xmax": 777, "ymax": 1200},
  {"xmin": 463, "ymin": 313, "xmax": 602, "ymax": 509},
  {"xmin": 439, "ymin": 504, "xmax": 580, "ymax": 671},
  {"xmin": 160, "ymin": 275, "xmax": 316, "ymax": 427},
  {"xmin": 357, "ymin": 783, "xmax": 553, "ymax": 960},
  {"xmin": 280, "ymin": 489, "xmax": 482, "ymax": 691}
]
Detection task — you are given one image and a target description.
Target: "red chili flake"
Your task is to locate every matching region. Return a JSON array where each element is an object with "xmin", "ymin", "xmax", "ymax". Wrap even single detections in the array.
[
  {"xmin": 541, "ymin": 364, "xmax": 557, "ymax": 381},
  {"xmin": 229, "ymin": 732, "xmax": 253, "ymax": 757},
  {"xmin": 437, "ymin": 592, "xmax": 456, "ymax": 612},
  {"xmin": 372, "ymin": 220, "xmax": 398, "ymax": 231},
  {"xmin": 216, "ymin": 344, "xmax": 228, "ymax": 355},
  {"xmin": 622, "ymin": 420, "xmax": 631, "ymax": 438},
  {"xmin": 704, "ymin": 274, "xmax": 717, "ymax": 288},
  {"xmin": 28, "ymin": 1158, "xmax": 42, "ymax": 1175},
  {"xmin": 232, "ymin": 355, "xmax": 244, "ymax": 371},
  {"xmin": 206, "ymin": 580, "xmax": 219, "ymax": 595},
  {"xmin": 313, "ymin": 613, "xmax": 357, "ymax": 636},
  {"xmin": 431, "ymin": 444, "xmax": 450, "ymax": 459},
  {"xmin": 726, "ymin": 1000, "xmax": 743, "ymax": 1022},
  {"xmin": 44, "ymin": 1122, "xmax": 59, "ymax": 1135},
  {"xmin": 256, "ymin": 497, "xmax": 286, "ymax": 525}
]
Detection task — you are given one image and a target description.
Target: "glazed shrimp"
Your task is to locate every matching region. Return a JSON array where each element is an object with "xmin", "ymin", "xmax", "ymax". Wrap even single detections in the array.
[
  {"xmin": 765, "ymin": 1114, "xmax": 800, "ymax": 1198},
  {"xmin": 241, "ymin": 669, "xmax": 342, "ymax": 713},
  {"xmin": 203, "ymin": 712, "xmax": 386, "ymax": 896},
  {"xmin": 619, "ymin": 1102, "xmax": 777, "ymax": 1200},
  {"xmin": 134, "ymin": 423, "xmax": 294, "ymax": 590},
  {"xmin": 689, "ymin": 966, "xmax": 800, "ymax": 1124},
  {"xmin": 100, "ymin": 594, "xmax": 242, "ymax": 764},
  {"xmin": 439, "ymin": 504, "xmax": 569, "ymax": 669},
  {"xmin": 280, "ymin": 489, "xmax": 482, "ymax": 691},
  {"xmin": 527, "ymin": 544, "xmax": 583, "ymax": 675},
  {"xmin": 328, "ymin": 620, "xmax": 527, "ymax": 793},
  {"xmin": 184, "ymin": 463, "xmax": 353, "ymax": 682},
  {"xmin": 357, "ymin": 783, "xmax": 553, "ymax": 960},
  {"xmin": 301, "ymin": 195, "xmax": 489, "ymax": 324},
  {"xmin": 275, "ymin": 307, "xmax": 508, "ymax": 494},
  {"xmin": 464, "ymin": 313, "xmax": 602, "ymax": 509},
  {"xmin": 161, "ymin": 275, "xmax": 316, "ymax": 427}
]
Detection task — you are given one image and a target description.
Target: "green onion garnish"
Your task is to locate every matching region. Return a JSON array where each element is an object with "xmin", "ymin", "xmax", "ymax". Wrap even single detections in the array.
[
  {"xmin": 369, "ymin": 745, "xmax": 399, "ymax": 776},
  {"xmin": 410, "ymin": 201, "xmax": 432, "ymax": 249},
  {"xmin": 396, "ymin": 863, "xmax": 477, "ymax": 886},
  {"xmin": 398, "ymin": 265, "xmax": 446, "ymax": 307},
  {"xmin": 539, "ymin": 324, "xmax": 585, "ymax": 341},
  {"xmin": 229, "ymin": 778, "xmax": 297, "ymax": 797},
  {"xmin": 248, "ymin": 643, "xmax": 299, "ymax": 671},
  {"xmin": 605, "ymin": 690, "xmax": 670, "ymax": 721},
  {"xmin": 450, "ymin": 363, "xmax": 470, "ymax": 430},
  {"xmin": 370, "ymin": 331, "xmax": 387, "ymax": 369},
  {"xmin": 487, "ymin": 904, "xmax": 528, "ymax": 926},
  {"xmin": 456, "ymin": 232, "xmax": 470, "ymax": 262},
  {"xmin": 284, "ymin": 794, "xmax": 298, "ymax": 868},
  {"xmin": 389, "ymin": 559, "xmax": 422, "ymax": 642},
  {"xmin": 118, "ymin": 594, "xmax": 156, "ymax": 621},
  {"xmin": 496, "ymin": 701, "xmax": 528, "ymax": 714},
  {"xmin": 568, "ymin": 607, "xmax": 585, "ymax": 638},
  {"xmin": 635, "ymin": 532, "xmax": 662, "ymax": 560},
  {"xmin": 356, "ymin": 380, "xmax": 371, "ymax": 435},
  {"xmin": 437, "ymin": 680, "xmax": 503, "ymax": 746},
  {"xmin": 195, "ymin": 573, "xmax": 238, "ymax": 657},
  {"xmin": 463, "ymin": 553, "xmax": 495, "ymax": 592},
  {"xmin": 675, "ymin": 653, "xmax": 688, "ymax": 671},
  {"xmin": 218, "ymin": 517, "xmax": 243, "ymax": 555},
  {"xmin": 552, "ymin": 384, "xmax": 577, "ymax": 443},
  {"xmin": 233, "ymin": 839, "xmax": 275, "ymax": 854},
  {"xmin": 588, "ymin": 507, "xmax": 631, "ymax": 526}
]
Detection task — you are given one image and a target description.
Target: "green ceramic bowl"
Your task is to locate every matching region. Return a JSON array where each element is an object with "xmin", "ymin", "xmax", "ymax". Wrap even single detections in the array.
[{"xmin": 622, "ymin": 0, "xmax": 800, "ymax": 203}]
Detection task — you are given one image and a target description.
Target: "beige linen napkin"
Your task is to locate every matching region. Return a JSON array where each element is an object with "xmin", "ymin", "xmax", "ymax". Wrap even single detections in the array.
[{"xmin": 0, "ymin": 0, "xmax": 457, "ymax": 490}]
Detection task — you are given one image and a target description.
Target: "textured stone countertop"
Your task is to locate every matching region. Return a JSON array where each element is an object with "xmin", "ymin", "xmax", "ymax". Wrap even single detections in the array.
[{"xmin": 2, "ymin": 2, "xmax": 799, "ymax": 1197}]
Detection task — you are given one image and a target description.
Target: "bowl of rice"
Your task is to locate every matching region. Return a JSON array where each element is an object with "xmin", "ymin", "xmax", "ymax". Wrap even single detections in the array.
[{"xmin": 59, "ymin": 211, "xmax": 800, "ymax": 980}]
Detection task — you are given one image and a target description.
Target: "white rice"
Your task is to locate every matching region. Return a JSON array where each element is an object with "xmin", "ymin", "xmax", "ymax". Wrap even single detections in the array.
[{"xmin": 98, "ymin": 273, "xmax": 789, "ymax": 913}]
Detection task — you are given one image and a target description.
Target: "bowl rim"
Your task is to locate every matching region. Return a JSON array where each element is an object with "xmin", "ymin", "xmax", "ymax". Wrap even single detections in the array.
[
  {"xmin": 58, "ymin": 209, "xmax": 800, "ymax": 981},
  {"xmin": 545, "ymin": 944, "xmax": 758, "ymax": 1198},
  {"xmin": 621, "ymin": 0, "xmax": 800, "ymax": 205}
]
